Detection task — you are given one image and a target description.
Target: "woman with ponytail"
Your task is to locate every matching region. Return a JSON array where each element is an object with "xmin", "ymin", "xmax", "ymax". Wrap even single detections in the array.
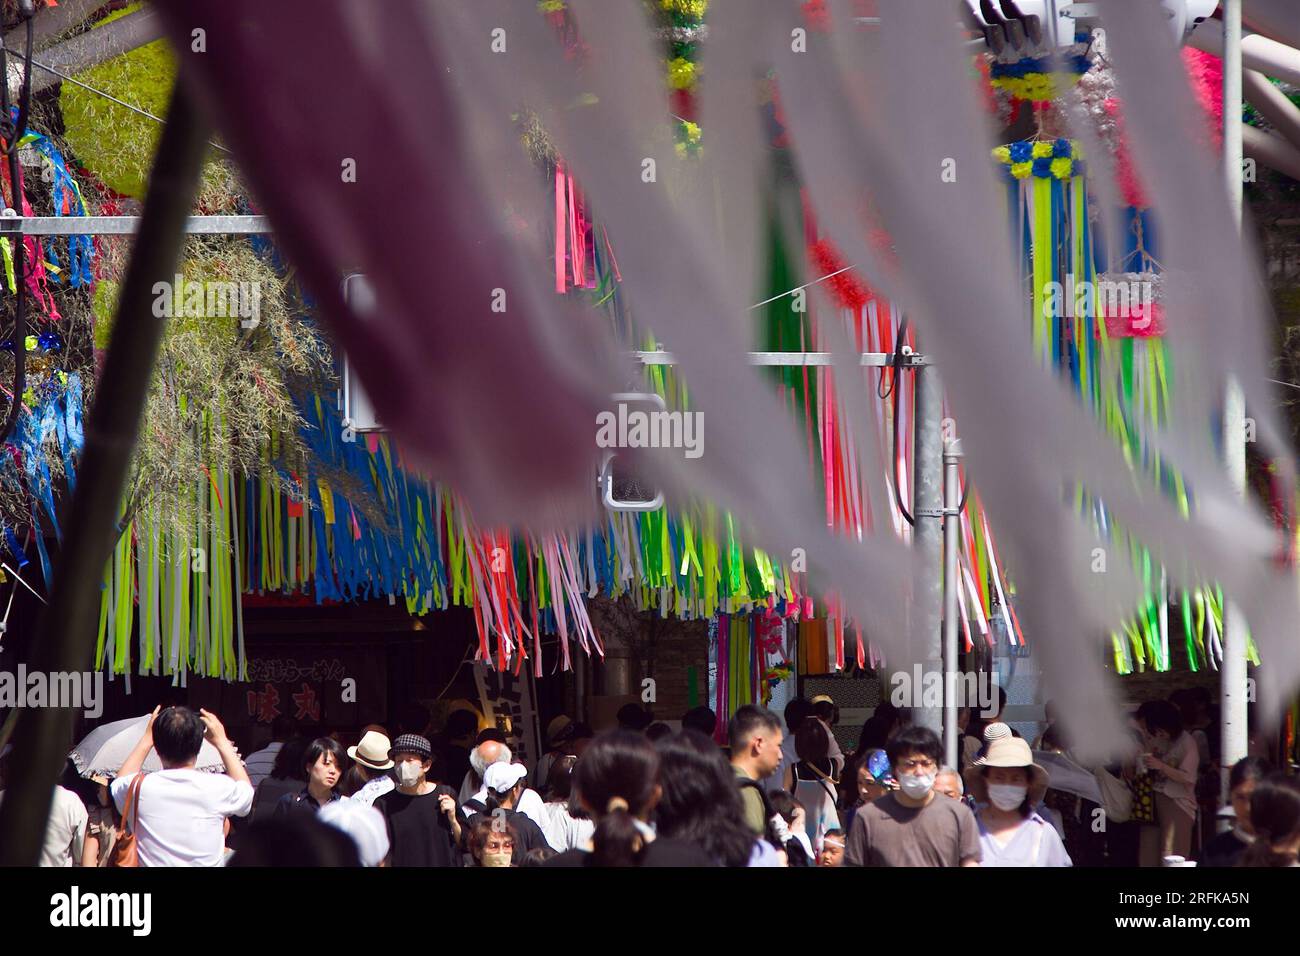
[
  {"xmin": 1238, "ymin": 774, "xmax": 1300, "ymax": 868},
  {"xmin": 544, "ymin": 730, "xmax": 713, "ymax": 867},
  {"xmin": 653, "ymin": 730, "xmax": 784, "ymax": 866}
]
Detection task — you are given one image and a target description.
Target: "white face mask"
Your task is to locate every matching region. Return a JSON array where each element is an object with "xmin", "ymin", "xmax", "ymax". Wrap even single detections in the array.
[
  {"xmin": 987, "ymin": 783, "xmax": 1028, "ymax": 811},
  {"xmin": 898, "ymin": 771, "xmax": 936, "ymax": 800},
  {"xmin": 481, "ymin": 849, "xmax": 513, "ymax": 867},
  {"xmin": 395, "ymin": 761, "xmax": 423, "ymax": 787}
]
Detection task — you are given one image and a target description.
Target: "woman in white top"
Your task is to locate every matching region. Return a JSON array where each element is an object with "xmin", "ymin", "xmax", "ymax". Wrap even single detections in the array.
[
  {"xmin": 538, "ymin": 754, "xmax": 594, "ymax": 851},
  {"xmin": 965, "ymin": 735, "xmax": 1072, "ymax": 867},
  {"xmin": 783, "ymin": 717, "xmax": 839, "ymax": 853}
]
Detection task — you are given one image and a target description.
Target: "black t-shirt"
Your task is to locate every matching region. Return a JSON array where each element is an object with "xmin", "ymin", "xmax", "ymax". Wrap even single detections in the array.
[
  {"xmin": 252, "ymin": 776, "xmax": 302, "ymax": 823},
  {"xmin": 466, "ymin": 808, "xmax": 550, "ymax": 864},
  {"xmin": 544, "ymin": 837, "xmax": 715, "ymax": 867},
  {"xmin": 376, "ymin": 785, "xmax": 459, "ymax": 867},
  {"xmin": 273, "ymin": 789, "xmax": 339, "ymax": 819},
  {"xmin": 1198, "ymin": 830, "xmax": 1249, "ymax": 868}
]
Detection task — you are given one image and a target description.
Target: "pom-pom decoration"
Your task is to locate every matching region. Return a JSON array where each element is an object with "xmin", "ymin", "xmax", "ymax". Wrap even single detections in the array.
[
  {"xmin": 801, "ymin": 0, "xmax": 832, "ymax": 32},
  {"xmin": 1097, "ymin": 271, "xmax": 1167, "ymax": 338},
  {"xmin": 992, "ymin": 139, "xmax": 1082, "ymax": 181},
  {"xmin": 660, "ymin": 0, "xmax": 708, "ymax": 18},
  {"xmin": 989, "ymin": 51, "xmax": 1090, "ymax": 104},
  {"xmin": 809, "ymin": 238, "xmax": 870, "ymax": 310},
  {"xmin": 667, "ymin": 56, "xmax": 698, "ymax": 91}
]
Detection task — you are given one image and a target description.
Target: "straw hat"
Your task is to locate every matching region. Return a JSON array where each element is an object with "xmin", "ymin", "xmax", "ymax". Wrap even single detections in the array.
[
  {"xmin": 983, "ymin": 721, "xmax": 1012, "ymax": 744},
  {"xmin": 963, "ymin": 735, "xmax": 1050, "ymax": 805},
  {"xmin": 348, "ymin": 730, "xmax": 395, "ymax": 771}
]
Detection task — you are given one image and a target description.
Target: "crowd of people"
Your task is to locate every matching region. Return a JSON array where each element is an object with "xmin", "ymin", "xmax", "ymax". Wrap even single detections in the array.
[{"xmin": 2, "ymin": 686, "xmax": 1298, "ymax": 868}]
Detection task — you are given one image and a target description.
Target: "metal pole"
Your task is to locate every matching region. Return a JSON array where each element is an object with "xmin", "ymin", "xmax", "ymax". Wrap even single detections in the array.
[
  {"xmin": 1221, "ymin": 0, "xmax": 1250, "ymax": 817},
  {"xmin": 942, "ymin": 437, "xmax": 963, "ymax": 769},
  {"xmin": 0, "ymin": 78, "xmax": 209, "ymax": 865},
  {"xmin": 634, "ymin": 350, "xmax": 929, "ymax": 367},
  {"xmin": 912, "ymin": 365, "xmax": 944, "ymax": 736},
  {"xmin": 0, "ymin": 214, "xmax": 270, "ymax": 235}
]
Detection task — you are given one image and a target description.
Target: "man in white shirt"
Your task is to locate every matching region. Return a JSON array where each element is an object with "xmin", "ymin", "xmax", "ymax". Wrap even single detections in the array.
[
  {"xmin": 110, "ymin": 705, "xmax": 254, "ymax": 867},
  {"xmin": 460, "ymin": 739, "xmax": 553, "ymax": 848}
]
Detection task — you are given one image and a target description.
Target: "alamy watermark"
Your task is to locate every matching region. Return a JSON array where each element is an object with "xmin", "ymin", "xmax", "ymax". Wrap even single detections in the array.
[
  {"xmin": 50, "ymin": 887, "xmax": 151, "ymax": 936},
  {"xmin": 596, "ymin": 402, "xmax": 704, "ymax": 459},
  {"xmin": 151, "ymin": 276, "xmax": 263, "ymax": 328},
  {"xmin": 0, "ymin": 665, "xmax": 102, "ymax": 718},
  {"xmin": 1042, "ymin": 273, "xmax": 1154, "ymax": 322},
  {"xmin": 889, "ymin": 665, "xmax": 999, "ymax": 717}
]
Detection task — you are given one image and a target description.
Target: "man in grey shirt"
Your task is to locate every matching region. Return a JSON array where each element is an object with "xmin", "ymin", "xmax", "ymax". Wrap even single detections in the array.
[{"xmin": 845, "ymin": 726, "xmax": 981, "ymax": 867}]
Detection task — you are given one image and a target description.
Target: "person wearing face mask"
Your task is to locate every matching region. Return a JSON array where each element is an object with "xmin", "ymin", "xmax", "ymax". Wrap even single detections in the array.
[
  {"xmin": 374, "ymin": 734, "xmax": 462, "ymax": 867},
  {"xmin": 468, "ymin": 817, "xmax": 518, "ymax": 867},
  {"xmin": 465, "ymin": 762, "xmax": 551, "ymax": 864},
  {"xmin": 965, "ymin": 736, "xmax": 1071, "ymax": 867},
  {"xmin": 843, "ymin": 726, "xmax": 981, "ymax": 867},
  {"xmin": 1198, "ymin": 757, "xmax": 1271, "ymax": 867}
]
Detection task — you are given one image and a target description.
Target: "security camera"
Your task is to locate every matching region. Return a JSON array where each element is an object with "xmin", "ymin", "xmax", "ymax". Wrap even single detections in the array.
[{"xmin": 1168, "ymin": 0, "xmax": 1219, "ymax": 44}]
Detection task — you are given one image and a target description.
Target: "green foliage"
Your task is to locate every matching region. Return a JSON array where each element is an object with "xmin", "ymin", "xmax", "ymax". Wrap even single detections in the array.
[
  {"xmin": 92, "ymin": 238, "xmax": 334, "ymax": 539},
  {"xmin": 58, "ymin": 4, "xmax": 238, "ymax": 207},
  {"xmin": 59, "ymin": 4, "xmax": 173, "ymax": 199}
]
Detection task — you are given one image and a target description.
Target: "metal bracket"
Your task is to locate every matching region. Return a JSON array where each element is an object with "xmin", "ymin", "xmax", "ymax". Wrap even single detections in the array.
[
  {"xmin": 598, "ymin": 392, "xmax": 666, "ymax": 512},
  {"xmin": 635, "ymin": 350, "xmax": 929, "ymax": 367},
  {"xmin": 0, "ymin": 214, "xmax": 272, "ymax": 235}
]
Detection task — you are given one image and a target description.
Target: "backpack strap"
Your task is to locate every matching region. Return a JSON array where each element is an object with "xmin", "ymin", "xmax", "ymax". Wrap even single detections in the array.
[
  {"xmin": 736, "ymin": 777, "xmax": 774, "ymax": 816},
  {"xmin": 736, "ymin": 777, "xmax": 782, "ymax": 847}
]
